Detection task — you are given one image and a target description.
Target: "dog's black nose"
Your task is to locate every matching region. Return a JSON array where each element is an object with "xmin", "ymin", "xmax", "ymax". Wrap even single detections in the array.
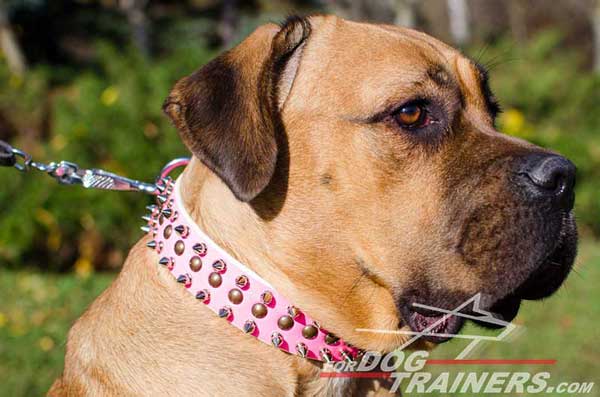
[{"xmin": 520, "ymin": 154, "xmax": 576, "ymax": 209}]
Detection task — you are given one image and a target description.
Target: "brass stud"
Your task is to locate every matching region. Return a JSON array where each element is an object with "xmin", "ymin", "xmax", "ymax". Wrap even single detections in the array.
[
  {"xmin": 235, "ymin": 275, "xmax": 249, "ymax": 289},
  {"xmin": 189, "ymin": 256, "xmax": 202, "ymax": 272},
  {"xmin": 302, "ymin": 325, "xmax": 318, "ymax": 340},
  {"xmin": 175, "ymin": 225, "xmax": 189, "ymax": 238},
  {"xmin": 163, "ymin": 225, "xmax": 172, "ymax": 239},
  {"xmin": 287, "ymin": 306, "xmax": 300, "ymax": 318},
  {"xmin": 320, "ymin": 348, "xmax": 332, "ymax": 363},
  {"xmin": 325, "ymin": 333, "xmax": 340, "ymax": 345},
  {"xmin": 159, "ymin": 214, "xmax": 165, "ymax": 225},
  {"xmin": 243, "ymin": 320, "xmax": 256, "ymax": 334},
  {"xmin": 277, "ymin": 315, "xmax": 294, "ymax": 331},
  {"xmin": 271, "ymin": 332, "xmax": 283, "ymax": 347},
  {"xmin": 261, "ymin": 291, "xmax": 273, "ymax": 305},
  {"xmin": 251, "ymin": 303, "xmax": 268, "ymax": 319},
  {"xmin": 193, "ymin": 243, "xmax": 207, "ymax": 257},
  {"xmin": 174, "ymin": 240, "xmax": 185, "ymax": 256},
  {"xmin": 195, "ymin": 289, "xmax": 210, "ymax": 303},
  {"xmin": 228, "ymin": 288, "xmax": 243, "ymax": 304},
  {"xmin": 208, "ymin": 272, "xmax": 222, "ymax": 288},
  {"xmin": 218, "ymin": 306, "xmax": 232, "ymax": 319},
  {"xmin": 296, "ymin": 343, "xmax": 308, "ymax": 358},
  {"xmin": 212, "ymin": 260, "xmax": 227, "ymax": 273}
]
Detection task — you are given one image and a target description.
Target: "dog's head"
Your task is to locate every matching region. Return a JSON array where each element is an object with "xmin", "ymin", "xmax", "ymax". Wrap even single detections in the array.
[{"xmin": 163, "ymin": 16, "xmax": 577, "ymax": 352}]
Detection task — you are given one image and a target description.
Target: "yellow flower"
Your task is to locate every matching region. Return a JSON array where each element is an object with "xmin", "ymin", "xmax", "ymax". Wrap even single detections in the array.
[
  {"xmin": 100, "ymin": 86, "xmax": 120, "ymax": 106},
  {"xmin": 38, "ymin": 336, "xmax": 55, "ymax": 352},
  {"xmin": 499, "ymin": 108, "xmax": 532, "ymax": 139},
  {"xmin": 75, "ymin": 257, "xmax": 93, "ymax": 279}
]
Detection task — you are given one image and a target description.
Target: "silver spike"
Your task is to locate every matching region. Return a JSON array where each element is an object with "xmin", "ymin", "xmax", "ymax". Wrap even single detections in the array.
[
  {"xmin": 140, "ymin": 225, "xmax": 151, "ymax": 233},
  {"xmin": 156, "ymin": 184, "xmax": 166, "ymax": 193},
  {"xmin": 146, "ymin": 204, "xmax": 158, "ymax": 212},
  {"xmin": 320, "ymin": 348, "xmax": 332, "ymax": 363},
  {"xmin": 296, "ymin": 343, "xmax": 308, "ymax": 358},
  {"xmin": 218, "ymin": 307, "xmax": 232, "ymax": 319},
  {"xmin": 142, "ymin": 215, "xmax": 153, "ymax": 223},
  {"xmin": 146, "ymin": 240, "xmax": 157, "ymax": 249},
  {"xmin": 243, "ymin": 320, "xmax": 256, "ymax": 334},
  {"xmin": 271, "ymin": 332, "xmax": 283, "ymax": 347},
  {"xmin": 157, "ymin": 194, "xmax": 168, "ymax": 204},
  {"xmin": 161, "ymin": 208, "xmax": 172, "ymax": 218}
]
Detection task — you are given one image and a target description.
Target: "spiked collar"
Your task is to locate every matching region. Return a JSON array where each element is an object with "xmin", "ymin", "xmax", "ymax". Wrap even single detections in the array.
[{"xmin": 143, "ymin": 174, "xmax": 359, "ymax": 363}]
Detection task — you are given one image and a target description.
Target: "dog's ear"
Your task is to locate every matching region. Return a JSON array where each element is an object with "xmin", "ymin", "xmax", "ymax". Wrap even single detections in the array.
[{"xmin": 163, "ymin": 16, "xmax": 311, "ymax": 202}]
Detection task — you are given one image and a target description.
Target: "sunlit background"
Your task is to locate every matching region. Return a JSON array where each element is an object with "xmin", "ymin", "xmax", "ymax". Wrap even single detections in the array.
[{"xmin": 0, "ymin": 1, "xmax": 599, "ymax": 395}]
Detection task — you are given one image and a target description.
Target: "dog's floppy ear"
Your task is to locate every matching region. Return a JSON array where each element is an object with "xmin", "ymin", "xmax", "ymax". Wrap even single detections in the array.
[{"xmin": 163, "ymin": 16, "xmax": 311, "ymax": 202}]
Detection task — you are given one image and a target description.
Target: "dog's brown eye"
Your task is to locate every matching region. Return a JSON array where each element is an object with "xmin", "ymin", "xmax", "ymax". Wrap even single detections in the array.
[{"xmin": 394, "ymin": 103, "xmax": 428, "ymax": 129}]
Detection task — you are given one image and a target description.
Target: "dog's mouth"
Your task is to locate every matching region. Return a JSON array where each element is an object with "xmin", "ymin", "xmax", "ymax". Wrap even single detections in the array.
[
  {"xmin": 397, "ymin": 212, "xmax": 577, "ymax": 344},
  {"xmin": 399, "ymin": 302, "xmax": 466, "ymax": 344},
  {"xmin": 405, "ymin": 307, "xmax": 465, "ymax": 343}
]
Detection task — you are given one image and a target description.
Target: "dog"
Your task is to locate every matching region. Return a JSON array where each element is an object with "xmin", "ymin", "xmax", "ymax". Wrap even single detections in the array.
[{"xmin": 49, "ymin": 14, "xmax": 577, "ymax": 396}]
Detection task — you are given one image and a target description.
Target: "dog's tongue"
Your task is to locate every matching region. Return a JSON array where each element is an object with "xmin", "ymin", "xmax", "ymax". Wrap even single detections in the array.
[{"xmin": 411, "ymin": 311, "xmax": 451, "ymax": 333}]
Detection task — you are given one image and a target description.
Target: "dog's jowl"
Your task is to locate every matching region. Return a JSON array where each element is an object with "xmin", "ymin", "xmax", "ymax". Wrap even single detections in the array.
[{"xmin": 49, "ymin": 15, "xmax": 577, "ymax": 397}]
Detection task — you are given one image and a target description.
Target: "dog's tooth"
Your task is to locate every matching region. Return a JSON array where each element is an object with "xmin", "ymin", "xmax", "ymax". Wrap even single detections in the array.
[
  {"xmin": 296, "ymin": 343, "xmax": 308, "ymax": 358},
  {"xmin": 243, "ymin": 320, "xmax": 256, "ymax": 334},
  {"xmin": 146, "ymin": 240, "xmax": 157, "ymax": 249},
  {"xmin": 271, "ymin": 332, "xmax": 283, "ymax": 347},
  {"xmin": 319, "ymin": 348, "xmax": 332, "ymax": 363}
]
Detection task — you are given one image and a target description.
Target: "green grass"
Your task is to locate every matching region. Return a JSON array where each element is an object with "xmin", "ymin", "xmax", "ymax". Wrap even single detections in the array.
[{"xmin": 0, "ymin": 240, "xmax": 599, "ymax": 396}]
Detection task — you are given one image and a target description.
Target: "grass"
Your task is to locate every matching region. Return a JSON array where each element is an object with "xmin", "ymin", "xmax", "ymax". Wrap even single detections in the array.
[{"xmin": 0, "ymin": 240, "xmax": 598, "ymax": 396}]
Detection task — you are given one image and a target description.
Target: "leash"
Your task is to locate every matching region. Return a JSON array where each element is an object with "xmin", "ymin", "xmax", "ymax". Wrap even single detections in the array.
[
  {"xmin": 0, "ymin": 138, "xmax": 361, "ymax": 363},
  {"xmin": 0, "ymin": 139, "xmax": 189, "ymax": 195}
]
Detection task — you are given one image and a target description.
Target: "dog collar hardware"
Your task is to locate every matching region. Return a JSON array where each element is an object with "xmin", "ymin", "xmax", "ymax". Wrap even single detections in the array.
[{"xmin": 143, "ymin": 175, "xmax": 360, "ymax": 363}]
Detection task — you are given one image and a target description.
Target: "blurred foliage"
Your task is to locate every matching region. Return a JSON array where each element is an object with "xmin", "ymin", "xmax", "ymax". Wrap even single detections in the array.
[
  {"xmin": 479, "ymin": 31, "xmax": 600, "ymax": 235},
  {"xmin": 0, "ymin": 42, "xmax": 214, "ymax": 270},
  {"xmin": 0, "ymin": 29, "xmax": 599, "ymax": 271}
]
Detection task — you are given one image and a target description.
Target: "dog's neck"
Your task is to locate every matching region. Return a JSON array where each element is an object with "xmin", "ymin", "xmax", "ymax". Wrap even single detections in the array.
[{"xmin": 176, "ymin": 158, "xmax": 392, "ymax": 396}]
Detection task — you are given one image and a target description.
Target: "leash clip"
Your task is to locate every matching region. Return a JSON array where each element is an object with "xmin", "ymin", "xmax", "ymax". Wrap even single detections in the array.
[{"xmin": 1, "ymin": 139, "xmax": 190, "ymax": 195}]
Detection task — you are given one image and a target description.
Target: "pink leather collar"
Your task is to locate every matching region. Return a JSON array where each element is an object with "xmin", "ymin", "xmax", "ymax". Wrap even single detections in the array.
[{"xmin": 143, "ymin": 175, "xmax": 359, "ymax": 363}]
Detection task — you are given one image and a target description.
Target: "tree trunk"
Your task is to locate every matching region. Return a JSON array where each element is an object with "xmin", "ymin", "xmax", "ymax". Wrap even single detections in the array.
[
  {"xmin": 0, "ymin": 1, "xmax": 26, "ymax": 75},
  {"xmin": 394, "ymin": 0, "xmax": 417, "ymax": 29},
  {"xmin": 447, "ymin": 0, "xmax": 471, "ymax": 46},
  {"xmin": 119, "ymin": 0, "xmax": 149, "ymax": 57},
  {"xmin": 593, "ymin": 0, "xmax": 600, "ymax": 73}
]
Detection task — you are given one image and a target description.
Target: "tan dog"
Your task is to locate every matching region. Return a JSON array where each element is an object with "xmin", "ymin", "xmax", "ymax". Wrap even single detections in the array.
[{"xmin": 49, "ymin": 15, "xmax": 577, "ymax": 396}]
